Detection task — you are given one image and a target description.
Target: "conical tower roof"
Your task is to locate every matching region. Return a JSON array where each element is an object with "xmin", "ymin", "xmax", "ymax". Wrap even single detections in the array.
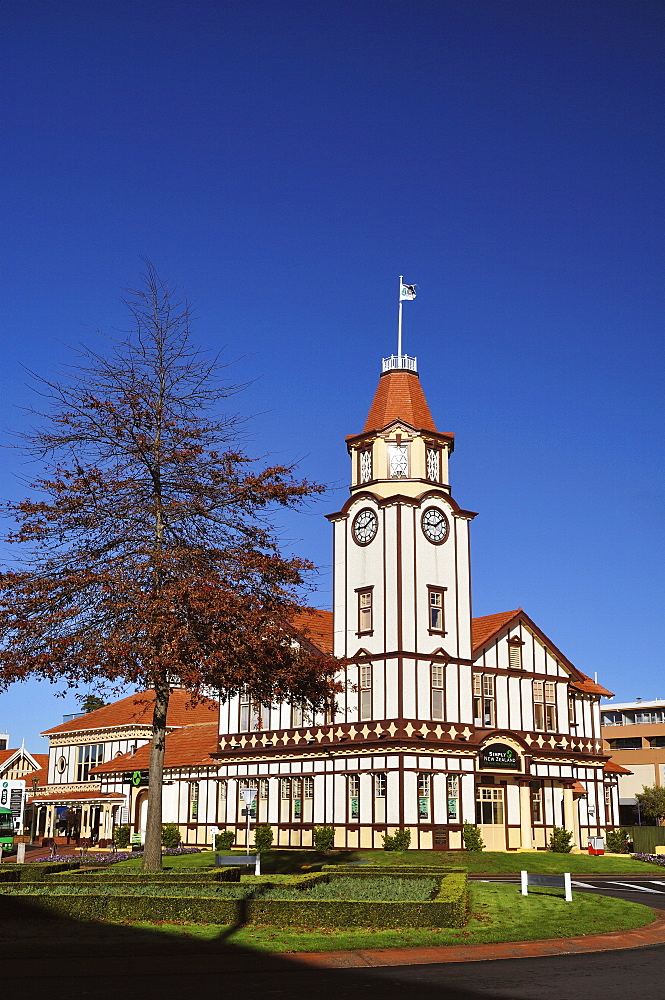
[{"xmin": 363, "ymin": 369, "xmax": 437, "ymax": 433}]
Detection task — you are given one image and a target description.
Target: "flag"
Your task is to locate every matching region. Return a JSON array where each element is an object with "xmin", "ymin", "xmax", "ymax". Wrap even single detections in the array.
[{"xmin": 400, "ymin": 281, "xmax": 416, "ymax": 301}]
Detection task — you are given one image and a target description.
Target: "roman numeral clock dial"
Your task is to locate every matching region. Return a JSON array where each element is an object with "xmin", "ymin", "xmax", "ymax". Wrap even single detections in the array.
[
  {"xmin": 352, "ymin": 508, "xmax": 378, "ymax": 545},
  {"xmin": 421, "ymin": 506, "xmax": 449, "ymax": 544}
]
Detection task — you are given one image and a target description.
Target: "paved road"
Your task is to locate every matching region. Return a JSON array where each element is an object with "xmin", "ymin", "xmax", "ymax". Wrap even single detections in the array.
[
  {"xmin": 10, "ymin": 943, "xmax": 665, "ymax": 1000},
  {"xmin": 474, "ymin": 874, "xmax": 665, "ymax": 904}
]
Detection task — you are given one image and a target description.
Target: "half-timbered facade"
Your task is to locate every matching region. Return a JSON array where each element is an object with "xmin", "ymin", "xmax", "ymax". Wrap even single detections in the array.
[
  {"xmin": 32, "ymin": 351, "xmax": 619, "ymax": 852},
  {"xmin": 31, "ymin": 690, "xmax": 218, "ymax": 846},
  {"xmin": 212, "ymin": 354, "xmax": 616, "ymax": 851}
]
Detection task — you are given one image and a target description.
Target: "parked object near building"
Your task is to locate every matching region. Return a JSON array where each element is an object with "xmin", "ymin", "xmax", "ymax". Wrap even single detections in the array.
[{"xmin": 601, "ymin": 699, "xmax": 665, "ymax": 825}]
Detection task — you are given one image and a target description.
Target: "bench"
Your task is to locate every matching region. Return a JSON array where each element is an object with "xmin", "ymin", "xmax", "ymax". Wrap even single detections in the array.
[
  {"xmin": 215, "ymin": 853, "xmax": 261, "ymax": 876},
  {"xmin": 520, "ymin": 870, "xmax": 572, "ymax": 902}
]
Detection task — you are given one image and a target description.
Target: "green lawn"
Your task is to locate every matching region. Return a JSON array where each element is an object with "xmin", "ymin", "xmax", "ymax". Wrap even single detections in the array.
[
  {"xmin": 1, "ymin": 882, "xmax": 654, "ymax": 957},
  {"xmin": 107, "ymin": 847, "xmax": 664, "ymax": 875},
  {"xmin": 140, "ymin": 883, "xmax": 654, "ymax": 951},
  {"xmin": 355, "ymin": 849, "xmax": 665, "ymax": 874}
]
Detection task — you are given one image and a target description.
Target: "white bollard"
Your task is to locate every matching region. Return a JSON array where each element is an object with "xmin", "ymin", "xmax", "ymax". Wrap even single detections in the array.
[{"xmin": 16, "ymin": 843, "xmax": 26, "ymax": 864}]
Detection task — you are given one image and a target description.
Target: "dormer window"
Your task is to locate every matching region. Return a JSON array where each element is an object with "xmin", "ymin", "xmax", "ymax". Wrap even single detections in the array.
[
  {"xmin": 359, "ymin": 448, "xmax": 373, "ymax": 484},
  {"xmin": 389, "ymin": 444, "xmax": 409, "ymax": 478}
]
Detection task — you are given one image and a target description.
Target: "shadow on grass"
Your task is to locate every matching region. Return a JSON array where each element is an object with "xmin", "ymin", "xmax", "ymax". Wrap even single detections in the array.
[{"xmin": 0, "ymin": 894, "xmax": 546, "ymax": 1000}]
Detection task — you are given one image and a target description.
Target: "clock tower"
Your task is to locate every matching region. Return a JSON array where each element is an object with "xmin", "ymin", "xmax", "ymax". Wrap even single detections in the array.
[{"xmin": 327, "ymin": 354, "xmax": 477, "ymax": 727}]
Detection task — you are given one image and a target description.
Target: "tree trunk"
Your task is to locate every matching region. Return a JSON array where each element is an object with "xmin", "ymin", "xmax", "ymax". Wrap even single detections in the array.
[{"xmin": 142, "ymin": 680, "xmax": 170, "ymax": 871}]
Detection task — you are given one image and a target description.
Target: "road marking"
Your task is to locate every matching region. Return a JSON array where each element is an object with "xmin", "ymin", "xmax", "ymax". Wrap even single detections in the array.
[
  {"xmin": 571, "ymin": 880, "xmax": 596, "ymax": 888},
  {"xmin": 649, "ymin": 880, "xmax": 665, "ymax": 887},
  {"xmin": 607, "ymin": 881, "xmax": 665, "ymax": 893}
]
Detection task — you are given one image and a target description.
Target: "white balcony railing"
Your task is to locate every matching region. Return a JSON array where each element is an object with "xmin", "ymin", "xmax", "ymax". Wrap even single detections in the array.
[{"xmin": 382, "ymin": 354, "xmax": 418, "ymax": 373}]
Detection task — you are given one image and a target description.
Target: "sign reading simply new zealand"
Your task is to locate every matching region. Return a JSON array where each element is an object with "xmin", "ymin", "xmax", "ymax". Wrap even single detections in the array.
[{"xmin": 479, "ymin": 743, "xmax": 521, "ymax": 769}]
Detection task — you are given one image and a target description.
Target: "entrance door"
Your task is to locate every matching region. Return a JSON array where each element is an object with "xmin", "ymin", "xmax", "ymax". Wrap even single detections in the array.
[
  {"xmin": 134, "ymin": 790, "xmax": 149, "ymax": 843},
  {"xmin": 476, "ymin": 786, "xmax": 506, "ymax": 850}
]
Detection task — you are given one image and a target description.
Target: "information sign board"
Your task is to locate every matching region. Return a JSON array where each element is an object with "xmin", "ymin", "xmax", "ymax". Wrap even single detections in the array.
[{"xmin": 478, "ymin": 743, "xmax": 521, "ymax": 770}]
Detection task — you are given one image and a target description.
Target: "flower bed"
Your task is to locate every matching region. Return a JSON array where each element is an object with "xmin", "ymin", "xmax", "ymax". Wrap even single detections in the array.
[
  {"xmin": 29, "ymin": 847, "xmax": 204, "ymax": 864},
  {"xmin": 632, "ymin": 853, "xmax": 665, "ymax": 867}
]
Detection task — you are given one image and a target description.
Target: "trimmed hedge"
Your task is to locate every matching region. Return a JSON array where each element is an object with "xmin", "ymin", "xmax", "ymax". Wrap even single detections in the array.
[
  {"xmin": 0, "ymin": 873, "xmax": 467, "ymax": 928},
  {"xmin": 322, "ymin": 864, "xmax": 466, "ymax": 875},
  {"xmin": 0, "ymin": 862, "xmax": 82, "ymax": 883},
  {"xmin": 46, "ymin": 866, "xmax": 240, "ymax": 883}
]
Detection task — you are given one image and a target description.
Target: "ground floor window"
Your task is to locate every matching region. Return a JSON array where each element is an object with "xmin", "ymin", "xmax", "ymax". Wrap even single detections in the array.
[
  {"xmin": 447, "ymin": 775, "xmax": 459, "ymax": 822},
  {"xmin": 476, "ymin": 786, "xmax": 504, "ymax": 824},
  {"xmin": 417, "ymin": 773, "xmax": 430, "ymax": 820},
  {"xmin": 189, "ymin": 782, "xmax": 199, "ymax": 821},
  {"xmin": 531, "ymin": 784, "xmax": 542, "ymax": 823},
  {"xmin": 349, "ymin": 774, "xmax": 360, "ymax": 820}
]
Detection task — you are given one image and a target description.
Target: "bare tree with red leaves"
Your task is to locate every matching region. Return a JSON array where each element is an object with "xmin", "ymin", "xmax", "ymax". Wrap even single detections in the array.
[{"xmin": 0, "ymin": 262, "xmax": 340, "ymax": 870}]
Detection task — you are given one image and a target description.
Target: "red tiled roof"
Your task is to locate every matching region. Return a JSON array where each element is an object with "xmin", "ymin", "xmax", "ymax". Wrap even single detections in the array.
[
  {"xmin": 570, "ymin": 676, "xmax": 614, "ymax": 697},
  {"xmin": 24, "ymin": 766, "xmax": 48, "ymax": 788},
  {"xmin": 571, "ymin": 781, "xmax": 587, "ymax": 795},
  {"xmin": 0, "ymin": 749, "xmax": 48, "ymax": 770},
  {"xmin": 470, "ymin": 608, "xmax": 614, "ymax": 697},
  {"xmin": 92, "ymin": 722, "xmax": 219, "ymax": 774},
  {"xmin": 604, "ymin": 760, "xmax": 633, "ymax": 775},
  {"xmin": 471, "ymin": 610, "xmax": 522, "ymax": 653},
  {"xmin": 291, "ymin": 608, "xmax": 334, "ymax": 655},
  {"xmin": 41, "ymin": 688, "xmax": 219, "ymax": 736},
  {"xmin": 28, "ymin": 790, "xmax": 124, "ymax": 804},
  {"xmin": 362, "ymin": 370, "xmax": 437, "ymax": 433}
]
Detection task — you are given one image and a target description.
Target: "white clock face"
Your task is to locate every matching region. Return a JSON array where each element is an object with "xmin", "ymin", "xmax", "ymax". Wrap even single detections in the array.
[
  {"xmin": 352, "ymin": 508, "xmax": 378, "ymax": 546},
  {"xmin": 421, "ymin": 506, "xmax": 449, "ymax": 544}
]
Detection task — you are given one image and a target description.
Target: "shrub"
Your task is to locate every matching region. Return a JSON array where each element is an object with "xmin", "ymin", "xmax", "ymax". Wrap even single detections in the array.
[
  {"xmin": 253, "ymin": 824, "xmax": 274, "ymax": 853},
  {"xmin": 462, "ymin": 823, "xmax": 484, "ymax": 851},
  {"xmin": 161, "ymin": 824, "xmax": 182, "ymax": 849},
  {"xmin": 548, "ymin": 826, "xmax": 573, "ymax": 853},
  {"xmin": 382, "ymin": 828, "xmax": 412, "ymax": 851},
  {"xmin": 313, "ymin": 826, "xmax": 335, "ymax": 851},
  {"xmin": 606, "ymin": 828, "xmax": 630, "ymax": 854},
  {"xmin": 112, "ymin": 825, "xmax": 130, "ymax": 849},
  {"xmin": 214, "ymin": 831, "xmax": 235, "ymax": 851}
]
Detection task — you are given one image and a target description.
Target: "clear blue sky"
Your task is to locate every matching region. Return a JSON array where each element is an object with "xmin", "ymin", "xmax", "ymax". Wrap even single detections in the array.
[{"xmin": 0, "ymin": 1, "xmax": 663, "ymax": 752}]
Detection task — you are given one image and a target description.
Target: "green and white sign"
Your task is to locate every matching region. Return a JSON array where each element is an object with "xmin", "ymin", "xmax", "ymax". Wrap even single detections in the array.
[
  {"xmin": 478, "ymin": 743, "xmax": 520, "ymax": 770},
  {"xmin": 125, "ymin": 769, "xmax": 149, "ymax": 787}
]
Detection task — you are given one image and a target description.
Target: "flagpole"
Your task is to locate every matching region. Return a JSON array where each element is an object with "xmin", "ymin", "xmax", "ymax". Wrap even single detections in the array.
[{"xmin": 397, "ymin": 275, "xmax": 403, "ymax": 360}]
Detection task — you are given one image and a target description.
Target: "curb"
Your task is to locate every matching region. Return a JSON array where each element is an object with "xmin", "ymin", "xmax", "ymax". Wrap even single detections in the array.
[{"xmin": 289, "ymin": 907, "xmax": 665, "ymax": 968}]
